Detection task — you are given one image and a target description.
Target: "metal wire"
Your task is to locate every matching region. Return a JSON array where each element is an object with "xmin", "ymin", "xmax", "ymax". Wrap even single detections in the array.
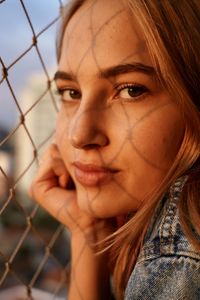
[{"xmin": 0, "ymin": 1, "xmax": 69, "ymax": 299}]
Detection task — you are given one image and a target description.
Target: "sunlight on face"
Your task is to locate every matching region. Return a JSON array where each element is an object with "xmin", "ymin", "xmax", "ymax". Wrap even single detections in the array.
[{"xmin": 55, "ymin": 0, "xmax": 184, "ymax": 218}]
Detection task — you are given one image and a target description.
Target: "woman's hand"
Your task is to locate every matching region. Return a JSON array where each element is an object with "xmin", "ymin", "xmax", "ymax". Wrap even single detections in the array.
[
  {"xmin": 29, "ymin": 144, "xmax": 99, "ymax": 235},
  {"xmin": 29, "ymin": 144, "xmax": 124, "ymax": 299}
]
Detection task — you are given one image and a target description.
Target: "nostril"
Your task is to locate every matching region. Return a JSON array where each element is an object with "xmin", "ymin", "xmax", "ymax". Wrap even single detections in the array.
[
  {"xmin": 68, "ymin": 106, "xmax": 109, "ymax": 149},
  {"xmin": 70, "ymin": 132, "xmax": 109, "ymax": 149},
  {"xmin": 82, "ymin": 143, "xmax": 102, "ymax": 150}
]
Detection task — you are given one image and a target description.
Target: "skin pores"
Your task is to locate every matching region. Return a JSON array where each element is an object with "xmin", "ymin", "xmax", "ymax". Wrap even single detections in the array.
[{"xmin": 55, "ymin": 0, "xmax": 184, "ymax": 218}]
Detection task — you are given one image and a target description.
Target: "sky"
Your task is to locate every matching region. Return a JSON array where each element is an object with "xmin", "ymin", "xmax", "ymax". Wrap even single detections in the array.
[{"xmin": 0, "ymin": 0, "xmax": 66, "ymax": 130}]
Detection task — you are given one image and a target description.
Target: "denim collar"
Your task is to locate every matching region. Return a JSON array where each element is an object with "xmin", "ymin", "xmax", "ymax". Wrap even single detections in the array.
[{"xmin": 137, "ymin": 175, "xmax": 200, "ymax": 262}]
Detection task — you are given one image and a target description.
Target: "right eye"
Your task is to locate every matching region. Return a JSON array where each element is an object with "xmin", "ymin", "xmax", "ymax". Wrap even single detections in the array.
[{"xmin": 57, "ymin": 88, "xmax": 81, "ymax": 102}]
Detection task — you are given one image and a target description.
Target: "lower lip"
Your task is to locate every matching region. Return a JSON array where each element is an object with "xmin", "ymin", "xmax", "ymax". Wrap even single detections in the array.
[{"xmin": 74, "ymin": 167, "xmax": 114, "ymax": 187}]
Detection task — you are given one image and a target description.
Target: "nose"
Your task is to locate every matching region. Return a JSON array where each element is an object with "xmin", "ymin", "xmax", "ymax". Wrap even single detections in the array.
[{"xmin": 68, "ymin": 104, "xmax": 109, "ymax": 149}]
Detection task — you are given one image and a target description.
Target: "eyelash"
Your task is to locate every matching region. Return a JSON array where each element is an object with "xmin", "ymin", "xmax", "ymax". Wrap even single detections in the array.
[
  {"xmin": 56, "ymin": 83, "xmax": 149, "ymax": 103},
  {"xmin": 56, "ymin": 87, "xmax": 81, "ymax": 101},
  {"xmin": 115, "ymin": 83, "xmax": 149, "ymax": 101}
]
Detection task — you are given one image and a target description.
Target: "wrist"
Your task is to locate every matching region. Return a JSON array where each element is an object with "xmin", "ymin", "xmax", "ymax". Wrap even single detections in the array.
[{"xmin": 71, "ymin": 218, "xmax": 115, "ymax": 245}]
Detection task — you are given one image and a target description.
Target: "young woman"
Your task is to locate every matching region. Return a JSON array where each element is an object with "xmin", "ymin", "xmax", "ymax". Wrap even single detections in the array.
[{"xmin": 30, "ymin": 0, "xmax": 200, "ymax": 299}]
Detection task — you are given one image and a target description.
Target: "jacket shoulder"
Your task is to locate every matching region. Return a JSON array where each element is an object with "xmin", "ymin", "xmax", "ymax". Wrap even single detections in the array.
[
  {"xmin": 125, "ymin": 255, "xmax": 200, "ymax": 300},
  {"xmin": 125, "ymin": 176, "xmax": 200, "ymax": 299},
  {"xmin": 138, "ymin": 177, "xmax": 200, "ymax": 262}
]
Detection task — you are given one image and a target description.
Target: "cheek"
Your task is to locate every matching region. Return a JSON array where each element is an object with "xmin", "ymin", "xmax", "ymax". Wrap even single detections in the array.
[{"xmin": 128, "ymin": 106, "xmax": 184, "ymax": 168}]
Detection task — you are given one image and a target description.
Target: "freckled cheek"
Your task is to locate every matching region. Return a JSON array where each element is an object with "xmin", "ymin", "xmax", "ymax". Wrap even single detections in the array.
[{"xmin": 131, "ymin": 119, "xmax": 183, "ymax": 168}]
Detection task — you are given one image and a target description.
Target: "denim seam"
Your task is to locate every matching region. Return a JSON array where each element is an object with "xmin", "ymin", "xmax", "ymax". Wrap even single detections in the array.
[
  {"xmin": 159, "ymin": 177, "xmax": 188, "ymax": 255},
  {"xmin": 137, "ymin": 242, "xmax": 200, "ymax": 263}
]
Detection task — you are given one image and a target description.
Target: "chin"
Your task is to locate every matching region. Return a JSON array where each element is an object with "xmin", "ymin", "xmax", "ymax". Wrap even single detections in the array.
[
  {"xmin": 75, "ymin": 182, "xmax": 138, "ymax": 218},
  {"xmin": 77, "ymin": 195, "xmax": 104, "ymax": 217},
  {"xmin": 76, "ymin": 189, "xmax": 111, "ymax": 218}
]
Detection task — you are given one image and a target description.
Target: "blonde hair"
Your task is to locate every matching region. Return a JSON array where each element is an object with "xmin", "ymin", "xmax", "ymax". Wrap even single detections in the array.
[{"xmin": 57, "ymin": 1, "xmax": 200, "ymax": 299}]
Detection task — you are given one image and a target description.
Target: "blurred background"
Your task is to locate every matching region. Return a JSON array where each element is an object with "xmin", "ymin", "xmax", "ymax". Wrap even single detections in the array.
[{"xmin": 0, "ymin": 1, "xmax": 70, "ymax": 299}]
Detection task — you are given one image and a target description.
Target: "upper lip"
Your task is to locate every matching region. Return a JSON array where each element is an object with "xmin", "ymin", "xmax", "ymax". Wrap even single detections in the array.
[{"xmin": 73, "ymin": 161, "xmax": 118, "ymax": 173}]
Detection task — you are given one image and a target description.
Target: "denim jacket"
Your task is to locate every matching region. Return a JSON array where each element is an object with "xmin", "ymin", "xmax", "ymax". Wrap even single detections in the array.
[{"xmin": 125, "ymin": 177, "xmax": 200, "ymax": 300}]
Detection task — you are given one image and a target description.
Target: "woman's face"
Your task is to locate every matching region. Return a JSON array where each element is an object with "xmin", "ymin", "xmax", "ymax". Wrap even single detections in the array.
[{"xmin": 55, "ymin": 0, "xmax": 184, "ymax": 218}]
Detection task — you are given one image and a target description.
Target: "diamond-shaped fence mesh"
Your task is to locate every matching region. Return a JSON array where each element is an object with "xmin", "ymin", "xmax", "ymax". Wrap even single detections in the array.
[{"xmin": 0, "ymin": 1, "xmax": 70, "ymax": 299}]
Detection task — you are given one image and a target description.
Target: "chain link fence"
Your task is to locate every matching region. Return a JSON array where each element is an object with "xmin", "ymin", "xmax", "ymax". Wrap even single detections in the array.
[{"xmin": 0, "ymin": 1, "xmax": 70, "ymax": 299}]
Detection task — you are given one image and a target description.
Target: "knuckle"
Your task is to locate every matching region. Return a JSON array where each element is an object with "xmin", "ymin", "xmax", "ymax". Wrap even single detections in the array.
[{"xmin": 49, "ymin": 143, "xmax": 58, "ymax": 155}]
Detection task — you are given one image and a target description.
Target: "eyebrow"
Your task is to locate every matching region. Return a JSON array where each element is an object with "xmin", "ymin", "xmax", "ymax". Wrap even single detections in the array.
[{"xmin": 54, "ymin": 63, "xmax": 156, "ymax": 82}]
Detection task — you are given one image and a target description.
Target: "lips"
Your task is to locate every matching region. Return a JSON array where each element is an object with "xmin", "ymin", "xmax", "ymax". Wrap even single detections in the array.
[{"xmin": 73, "ymin": 162, "xmax": 118, "ymax": 187}]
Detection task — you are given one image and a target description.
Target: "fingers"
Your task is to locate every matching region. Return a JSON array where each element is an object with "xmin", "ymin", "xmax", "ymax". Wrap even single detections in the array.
[
  {"xmin": 29, "ymin": 144, "xmax": 100, "ymax": 233},
  {"xmin": 29, "ymin": 144, "xmax": 81, "ymax": 229},
  {"xmin": 30, "ymin": 144, "xmax": 67, "ymax": 196}
]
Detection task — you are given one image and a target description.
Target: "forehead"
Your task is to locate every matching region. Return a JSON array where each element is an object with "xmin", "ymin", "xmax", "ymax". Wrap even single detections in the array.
[{"xmin": 59, "ymin": 0, "xmax": 151, "ymax": 74}]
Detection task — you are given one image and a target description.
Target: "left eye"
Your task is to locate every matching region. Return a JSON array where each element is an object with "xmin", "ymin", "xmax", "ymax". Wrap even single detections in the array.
[{"xmin": 117, "ymin": 84, "xmax": 148, "ymax": 100}]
